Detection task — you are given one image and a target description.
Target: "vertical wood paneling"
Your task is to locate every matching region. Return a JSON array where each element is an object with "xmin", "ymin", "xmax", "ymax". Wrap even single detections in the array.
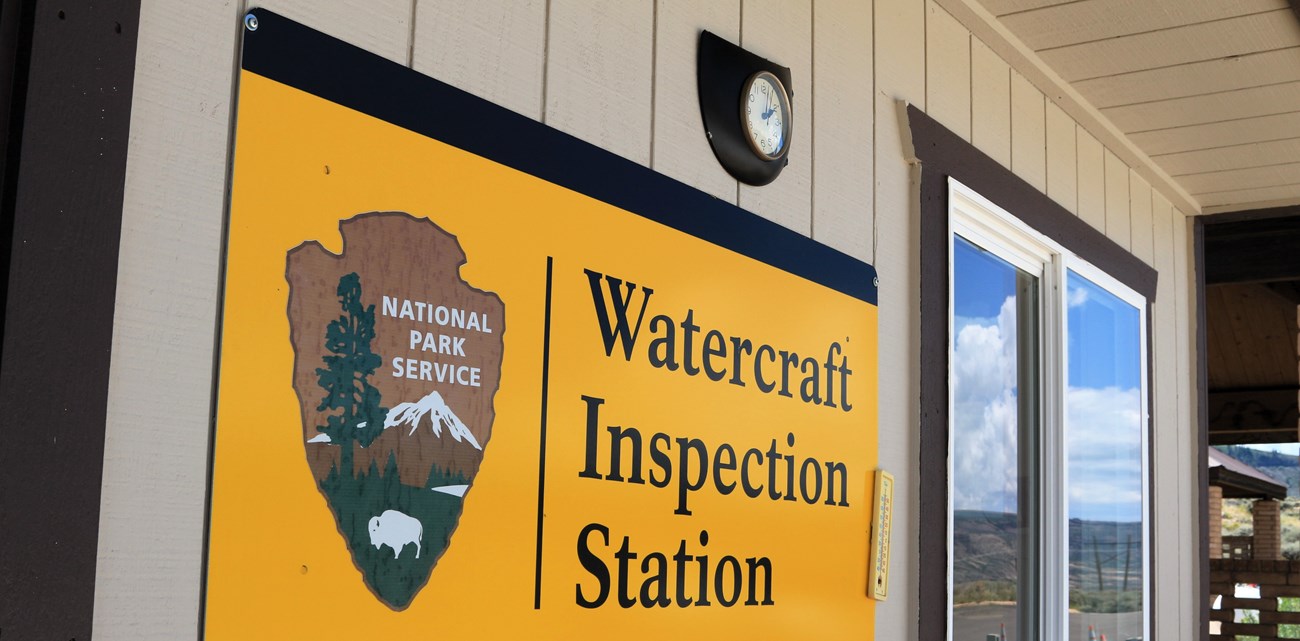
[
  {"xmin": 970, "ymin": 38, "xmax": 1010, "ymax": 169},
  {"xmin": 1045, "ymin": 100, "xmax": 1077, "ymax": 213},
  {"xmin": 545, "ymin": 0, "xmax": 655, "ymax": 166},
  {"xmin": 874, "ymin": 0, "xmax": 925, "ymax": 638},
  {"xmin": 925, "ymin": 2, "xmax": 970, "ymax": 141},
  {"xmin": 254, "ymin": 0, "xmax": 413, "ymax": 65},
  {"xmin": 1010, "ymin": 70, "xmax": 1045, "ymax": 192},
  {"xmin": 812, "ymin": 0, "xmax": 873, "ymax": 262},
  {"xmin": 738, "ymin": 0, "xmax": 813, "ymax": 233},
  {"xmin": 1105, "ymin": 149, "xmax": 1131, "ymax": 250},
  {"xmin": 652, "ymin": 0, "xmax": 740, "ymax": 203},
  {"xmin": 1129, "ymin": 171, "xmax": 1153, "ymax": 266},
  {"xmin": 1076, "ymin": 127, "xmax": 1105, "ymax": 231},
  {"xmin": 94, "ymin": 3, "xmax": 242, "ymax": 639},
  {"xmin": 411, "ymin": 0, "xmax": 547, "ymax": 120},
  {"xmin": 1150, "ymin": 193, "xmax": 1179, "ymax": 641}
]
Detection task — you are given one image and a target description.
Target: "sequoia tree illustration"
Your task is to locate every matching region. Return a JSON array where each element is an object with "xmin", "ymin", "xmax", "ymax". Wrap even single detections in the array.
[
  {"xmin": 315, "ymin": 272, "xmax": 387, "ymax": 473},
  {"xmin": 311, "ymin": 270, "xmax": 467, "ymax": 610}
]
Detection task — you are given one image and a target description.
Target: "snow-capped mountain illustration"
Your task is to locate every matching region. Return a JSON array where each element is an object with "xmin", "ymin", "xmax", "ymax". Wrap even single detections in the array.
[{"xmin": 384, "ymin": 390, "xmax": 482, "ymax": 450}]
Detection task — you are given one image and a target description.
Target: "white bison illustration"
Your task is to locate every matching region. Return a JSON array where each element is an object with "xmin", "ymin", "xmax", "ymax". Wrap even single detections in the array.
[{"xmin": 368, "ymin": 510, "xmax": 423, "ymax": 560}]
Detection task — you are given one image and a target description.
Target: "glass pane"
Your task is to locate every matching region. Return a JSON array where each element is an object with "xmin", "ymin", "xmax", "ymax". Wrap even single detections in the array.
[
  {"xmin": 952, "ymin": 236, "xmax": 1040, "ymax": 641},
  {"xmin": 1065, "ymin": 271, "xmax": 1144, "ymax": 641}
]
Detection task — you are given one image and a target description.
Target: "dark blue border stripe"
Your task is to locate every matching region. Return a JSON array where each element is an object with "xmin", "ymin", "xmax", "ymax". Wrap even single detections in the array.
[{"xmin": 240, "ymin": 9, "xmax": 877, "ymax": 306}]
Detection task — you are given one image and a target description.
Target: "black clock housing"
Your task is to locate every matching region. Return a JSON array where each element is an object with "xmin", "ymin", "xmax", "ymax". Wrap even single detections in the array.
[{"xmin": 697, "ymin": 30, "xmax": 793, "ymax": 186}]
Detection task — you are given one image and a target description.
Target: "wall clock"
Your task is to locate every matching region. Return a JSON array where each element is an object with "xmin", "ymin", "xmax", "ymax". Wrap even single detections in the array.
[
  {"xmin": 741, "ymin": 70, "xmax": 792, "ymax": 161},
  {"xmin": 697, "ymin": 31, "xmax": 793, "ymax": 186}
]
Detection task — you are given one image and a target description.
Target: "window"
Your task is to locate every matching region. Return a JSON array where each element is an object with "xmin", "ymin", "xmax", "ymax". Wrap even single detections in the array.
[{"xmin": 948, "ymin": 179, "xmax": 1149, "ymax": 641}]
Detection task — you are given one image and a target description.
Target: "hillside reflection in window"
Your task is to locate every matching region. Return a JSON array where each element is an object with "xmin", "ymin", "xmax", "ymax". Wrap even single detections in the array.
[
  {"xmin": 952, "ymin": 237, "xmax": 1039, "ymax": 641},
  {"xmin": 1066, "ymin": 271, "xmax": 1143, "ymax": 641}
]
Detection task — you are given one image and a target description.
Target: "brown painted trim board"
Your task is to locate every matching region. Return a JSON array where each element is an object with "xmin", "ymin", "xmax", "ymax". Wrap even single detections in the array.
[
  {"xmin": 907, "ymin": 104, "xmax": 1159, "ymax": 641},
  {"xmin": 0, "ymin": 1, "xmax": 140, "ymax": 638}
]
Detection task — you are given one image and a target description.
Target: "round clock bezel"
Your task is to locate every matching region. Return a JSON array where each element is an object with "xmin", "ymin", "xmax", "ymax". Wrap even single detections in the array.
[{"xmin": 740, "ymin": 70, "xmax": 793, "ymax": 162}]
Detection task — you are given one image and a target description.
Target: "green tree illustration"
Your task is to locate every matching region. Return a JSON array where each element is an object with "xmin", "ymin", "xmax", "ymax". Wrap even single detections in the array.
[{"xmin": 316, "ymin": 272, "xmax": 387, "ymax": 473}]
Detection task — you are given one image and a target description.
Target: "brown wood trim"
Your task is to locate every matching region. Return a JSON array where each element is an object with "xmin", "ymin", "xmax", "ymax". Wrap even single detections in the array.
[
  {"xmin": 907, "ymin": 105, "xmax": 1158, "ymax": 299},
  {"xmin": 1195, "ymin": 217, "xmax": 1209, "ymax": 641},
  {"xmin": 916, "ymin": 109, "xmax": 949, "ymax": 641},
  {"xmin": 908, "ymin": 104, "xmax": 1159, "ymax": 641},
  {"xmin": 0, "ymin": 1, "xmax": 140, "ymax": 638},
  {"xmin": 0, "ymin": 0, "xmax": 28, "ymax": 364}
]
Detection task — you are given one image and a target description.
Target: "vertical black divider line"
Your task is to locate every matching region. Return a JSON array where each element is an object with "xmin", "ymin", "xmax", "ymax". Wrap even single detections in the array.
[{"xmin": 534, "ymin": 256, "xmax": 555, "ymax": 610}]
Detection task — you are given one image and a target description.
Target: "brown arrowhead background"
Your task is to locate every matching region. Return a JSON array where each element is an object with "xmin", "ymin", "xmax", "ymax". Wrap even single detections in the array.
[{"xmin": 285, "ymin": 212, "xmax": 505, "ymax": 609}]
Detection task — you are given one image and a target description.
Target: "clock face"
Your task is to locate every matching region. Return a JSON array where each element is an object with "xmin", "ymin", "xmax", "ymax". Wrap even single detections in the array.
[{"xmin": 742, "ymin": 71, "xmax": 791, "ymax": 160}]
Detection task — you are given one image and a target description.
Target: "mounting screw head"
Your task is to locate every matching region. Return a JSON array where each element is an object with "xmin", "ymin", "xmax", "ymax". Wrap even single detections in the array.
[{"xmin": 244, "ymin": 13, "xmax": 259, "ymax": 31}]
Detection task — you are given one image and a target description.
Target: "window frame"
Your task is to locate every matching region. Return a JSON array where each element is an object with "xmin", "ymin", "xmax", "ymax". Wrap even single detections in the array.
[
  {"xmin": 947, "ymin": 178, "xmax": 1151, "ymax": 641},
  {"xmin": 908, "ymin": 104, "xmax": 1158, "ymax": 641}
]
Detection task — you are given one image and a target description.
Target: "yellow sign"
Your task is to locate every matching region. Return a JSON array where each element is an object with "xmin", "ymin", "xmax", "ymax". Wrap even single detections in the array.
[{"xmin": 205, "ymin": 10, "xmax": 879, "ymax": 639}]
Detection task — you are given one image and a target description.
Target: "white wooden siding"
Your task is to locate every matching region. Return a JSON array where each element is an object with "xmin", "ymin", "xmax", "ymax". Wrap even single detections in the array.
[
  {"xmin": 1179, "ymin": 162, "xmax": 1300, "ymax": 196},
  {"xmin": 925, "ymin": 1, "xmax": 971, "ymax": 141},
  {"xmin": 93, "ymin": 2, "xmax": 245, "ymax": 638},
  {"xmin": 1156, "ymin": 137, "xmax": 1300, "ymax": 178},
  {"xmin": 1000, "ymin": 0, "xmax": 1287, "ymax": 52},
  {"xmin": 1104, "ymin": 148, "xmax": 1130, "ymax": 250},
  {"xmin": 1075, "ymin": 46, "xmax": 1300, "ymax": 110},
  {"xmin": 989, "ymin": 0, "xmax": 1300, "ymax": 212},
  {"xmin": 99, "ymin": 1, "xmax": 1200, "ymax": 639},
  {"xmin": 1039, "ymin": 10, "xmax": 1300, "ymax": 82},
  {"xmin": 254, "ymin": 0, "xmax": 413, "ymax": 64},
  {"xmin": 1045, "ymin": 100, "xmax": 1076, "ymax": 213},
  {"xmin": 873, "ymin": 0, "xmax": 927, "ymax": 636},
  {"xmin": 1132, "ymin": 111, "xmax": 1300, "ymax": 157},
  {"xmin": 1010, "ymin": 70, "xmax": 1045, "ymax": 191},
  {"xmin": 737, "ymin": 0, "xmax": 813, "ymax": 233},
  {"xmin": 1128, "ymin": 171, "xmax": 1153, "ymax": 266},
  {"xmin": 1076, "ymin": 127, "xmax": 1105, "ymax": 231},
  {"xmin": 970, "ymin": 38, "xmax": 1011, "ymax": 168},
  {"xmin": 1150, "ymin": 193, "xmax": 1181, "ymax": 641},
  {"xmin": 980, "ymin": 0, "xmax": 1074, "ymax": 15},
  {"xmin": 1199, "ymin": 183, "xmax": 1300, "ymax": 211},
  {"xmin": 411, "ymin": 0, "xmax": 547, "ymax": 121},
  {"xmin": 811, "ymin": 0, "xmax": 874, "ymax": 262},
  {"xmin": 545, "ymin": 1, "xmax": 655, "ymax": 166},
  {"xmin": 652, "ymin": 0, "xmax": 741, "ymax": 203},
  {"xmin": 1105, "ymin": 80, "xmax": 1300, "ymax": 135}
]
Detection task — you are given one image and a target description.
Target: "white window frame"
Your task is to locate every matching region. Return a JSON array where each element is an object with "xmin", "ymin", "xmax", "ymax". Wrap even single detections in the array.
[{"xmin": 946, "ymin": 177, "xmax": 1150, "ymax": 641}]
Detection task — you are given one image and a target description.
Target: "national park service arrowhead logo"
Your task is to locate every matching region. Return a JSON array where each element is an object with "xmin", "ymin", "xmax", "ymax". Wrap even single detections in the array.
[{"xmin": 286, "ymin": 212, "xmax": 504, "ymax": 610}]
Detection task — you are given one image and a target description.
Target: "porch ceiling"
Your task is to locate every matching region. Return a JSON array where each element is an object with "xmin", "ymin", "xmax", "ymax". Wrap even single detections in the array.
[
  {"xmin": 977, "ymin": 0, "xmax": 1300, "ymax": 214},
  {"xmin": 1203, "ymin": 216, "xmax": 1300, "ymax": 445}
]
